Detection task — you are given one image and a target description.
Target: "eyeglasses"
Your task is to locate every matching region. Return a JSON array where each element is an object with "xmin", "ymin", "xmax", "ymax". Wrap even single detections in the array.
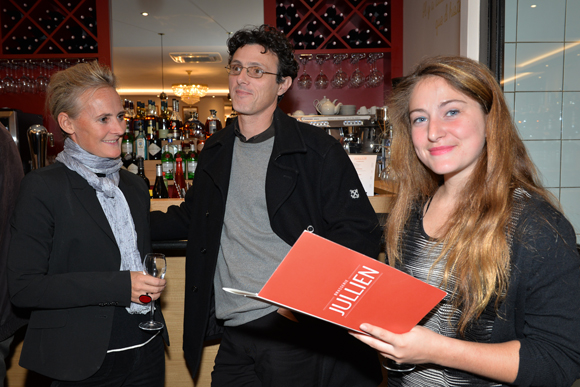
[{"xmin": 225, "ymin": 64, "xmax": 279, "ymax": 79}]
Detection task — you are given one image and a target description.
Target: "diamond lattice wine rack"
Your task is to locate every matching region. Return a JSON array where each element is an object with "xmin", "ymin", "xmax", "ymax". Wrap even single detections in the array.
[
  {"xmin": 1, "ymin": 0, "xmax": 100, "ymax": 56},
  {"xmin": 268, "ymin": 0, "xmax": 393, "ymax": 53}
]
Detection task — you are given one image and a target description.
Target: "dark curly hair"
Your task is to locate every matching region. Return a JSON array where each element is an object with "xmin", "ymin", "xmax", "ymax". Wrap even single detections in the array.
[{"xmin": 227, "ymin": 24, "xmax": 299, "ymax": 84}]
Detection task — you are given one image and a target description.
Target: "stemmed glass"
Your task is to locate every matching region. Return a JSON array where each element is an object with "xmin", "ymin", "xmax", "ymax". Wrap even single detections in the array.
[
  {"xmin": 314, "ymin": 54, "xmax": 330, "ymax": 89},
  {"xmin": 348, "ymin": 53, "xmax": 366, "ymax": 88},
  {"xmin": 35, "ymin": 59, "xmax": 52, "ymax": 94},
  {"xmin": 297, "ymin": 54, "xmax": 313, "ymax": 89},
  {"xmin": 139, "ymin": 253, "xmax": 167, "ymax": 331},
  {"xmin": 331, "ymin": 53, "xmax": 349, "ymax": 89},
  {"xmin": 365, "ymin": 53, "xmax": 384, "ymax": 88},
  {"xmin": 1, "ymin": 60, "xmax": 16, "ymax": 94}
]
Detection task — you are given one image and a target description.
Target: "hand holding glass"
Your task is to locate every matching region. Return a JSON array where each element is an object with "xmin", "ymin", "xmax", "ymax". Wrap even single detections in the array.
[{"xmin": 139, "ymin": 253, "xmax": 167, "ymax": 331}]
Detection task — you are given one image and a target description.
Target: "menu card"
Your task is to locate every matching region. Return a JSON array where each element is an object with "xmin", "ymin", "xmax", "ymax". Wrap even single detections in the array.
[
  {"xmin": 348, "ymin": 155, "xmax": 377, "ymax": 196},
  {"xmin": 224, "ymin": 231, "xmax": 446, "ymax": 334}
]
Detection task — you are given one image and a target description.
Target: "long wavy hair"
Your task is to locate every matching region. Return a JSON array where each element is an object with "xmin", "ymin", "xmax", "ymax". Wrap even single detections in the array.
[{"xmin": 386, "ymin": 56, "xmax": 553, "ymax": 334}]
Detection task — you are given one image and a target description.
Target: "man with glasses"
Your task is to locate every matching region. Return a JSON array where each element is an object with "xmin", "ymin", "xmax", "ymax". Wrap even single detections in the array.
[{"xmin": 151, "ymin": 24, "xmax": 382, "ymax": 386}]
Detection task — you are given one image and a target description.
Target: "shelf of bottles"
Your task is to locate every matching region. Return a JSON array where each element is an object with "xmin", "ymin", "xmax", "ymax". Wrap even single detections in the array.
[
  {"xmin": 273, "ymin": 0, "xmax": 391, "ymax": 53},
  {"xmin": 121, "ymin": 98, "xmax": 224, "ymax": 198},
  {"xmin": 1, "ymin": 0, "xmax": 99, "ymax": 56}
]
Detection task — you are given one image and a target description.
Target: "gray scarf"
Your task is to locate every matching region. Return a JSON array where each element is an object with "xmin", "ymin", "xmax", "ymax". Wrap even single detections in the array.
[{"xmin": 56, "ymin": 138, "xmax": 149, "ymax": 314}]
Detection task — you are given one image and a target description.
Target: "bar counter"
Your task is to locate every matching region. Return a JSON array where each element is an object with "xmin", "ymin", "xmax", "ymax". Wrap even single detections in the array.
[{"xmin": 6, "ymin": 190, "xmax": 394, "ymax": 387}]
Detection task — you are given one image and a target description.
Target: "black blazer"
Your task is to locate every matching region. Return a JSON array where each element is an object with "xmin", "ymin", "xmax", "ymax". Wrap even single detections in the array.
[{"xmin": 7, "ymin": 162, "xmax": 166, "ymax": 381}]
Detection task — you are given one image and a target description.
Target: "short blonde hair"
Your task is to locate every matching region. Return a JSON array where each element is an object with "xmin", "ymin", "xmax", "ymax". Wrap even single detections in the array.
[{"xmin": 45, "ymin": 61, "xmax": 117, "ymax": 137}]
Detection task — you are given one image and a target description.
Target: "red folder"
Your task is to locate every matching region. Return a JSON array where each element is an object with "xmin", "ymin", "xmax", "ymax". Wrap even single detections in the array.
[{"xmin": 224, "ymin": 231, "xmax": 446, "ymax": 334}]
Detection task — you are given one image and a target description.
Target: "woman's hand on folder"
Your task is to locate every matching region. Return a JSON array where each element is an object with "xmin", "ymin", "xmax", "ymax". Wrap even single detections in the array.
[{"xmin": 349, "ymin": 323, "xmax": 438, "ymax": 365}]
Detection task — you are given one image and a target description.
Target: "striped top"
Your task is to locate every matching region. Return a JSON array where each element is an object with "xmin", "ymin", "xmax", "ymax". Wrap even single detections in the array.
[{"xmin": 389, "ymin": 189, "xmax": 529, "ymax": 386}]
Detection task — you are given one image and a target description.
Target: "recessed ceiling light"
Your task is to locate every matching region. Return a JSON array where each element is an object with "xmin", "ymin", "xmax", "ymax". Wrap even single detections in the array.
[
  {"xmin": 531, "ymin": 4, "xmax": 536, "ymax": 7},
  {"xmin": 141, "ymin": 12, "xmax": 149, "ymax": 16}
]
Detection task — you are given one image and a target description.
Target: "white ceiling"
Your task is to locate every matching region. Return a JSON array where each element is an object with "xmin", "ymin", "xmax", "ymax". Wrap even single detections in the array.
[{"xmin": 111, "ymin": 0, "xmax": 264, "ymax": 96}]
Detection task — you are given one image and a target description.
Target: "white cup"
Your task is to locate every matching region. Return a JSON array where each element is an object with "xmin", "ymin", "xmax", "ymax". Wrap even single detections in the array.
[
  {"xmin": 357, "ymin": 106, "xmax": 368, "ymax": 114},
  {"xmin": 369, "ymin": 106, "xmax": 377, "ymax": 115}
]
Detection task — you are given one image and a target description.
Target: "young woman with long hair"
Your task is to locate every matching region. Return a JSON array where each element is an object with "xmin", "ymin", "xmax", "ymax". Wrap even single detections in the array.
[{"xmin": 351, "ymin": 56, "xmax": 580, "ymax": 386}]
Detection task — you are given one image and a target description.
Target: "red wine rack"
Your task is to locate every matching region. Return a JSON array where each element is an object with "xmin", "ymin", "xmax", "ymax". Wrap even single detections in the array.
[
  {"xmin": 1, "ymin": 0, "xmax": 108, "ymax": 59},
  {"xmin": 266, "ymin": 0, "xmax": 395, "ymax": 53}
]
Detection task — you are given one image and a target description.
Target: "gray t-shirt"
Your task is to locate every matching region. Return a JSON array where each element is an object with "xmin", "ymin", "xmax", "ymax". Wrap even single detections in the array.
[{"xmin": 214, "ymin": 136, "xmax": 292, "ymax": 326}]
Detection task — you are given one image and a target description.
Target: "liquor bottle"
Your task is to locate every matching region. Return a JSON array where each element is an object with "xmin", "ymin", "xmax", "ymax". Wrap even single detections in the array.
[
  {"xmin": 148, "ymin": 101, "xmax": 162, "ymax": 160},
  {"xmin": 170, "ymin": 99, "xmax": 182, "ymax": 140},
  {"xmin": 135, "ymin": 127, "xmax": 148, "ymax": 160},
  {"xmin": 204, "ymin": 109, "xmax": 222, "ymax": 136},
  {"xmin": 123, "ymin": 99, "xmax": 133, "ymax": 133},
  {"xmin": 136, "ymin": 156, "xmax": 151, "ymax": 195},
  {"xmin": 186, "ymin": 151, "xmax": 198, "ymax": 180},
  {"xmin": 173, "ymin": 156, "xmax": 187, "ymax": 198},
  {"xmin": 161, "ymin": 150, "xmax": 174, "ymax": 180},
  {"xmin": 121, "ymin": 125, "xmax": 134, "ymax": 160},
  {"xmin": 188, "ymin": 112, "xmax": 205, "ymax": 152},
  {"xmin": 174, "ymin": 144, "xmax": 184, "ymax": 168},
  {"xmin": 152, "ymin": 164, "xmax": 169, "ymax": 198},
  {"xmin": 133, "ymin": 101, "xmax": 145, "ymax": 138}
]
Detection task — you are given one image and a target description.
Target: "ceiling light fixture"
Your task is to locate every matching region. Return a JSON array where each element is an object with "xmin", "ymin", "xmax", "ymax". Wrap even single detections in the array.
[
  {"xmin": 141, "ymin": 12, "xmax": 148, "ymax": 16},
  {"xmin": 169, "ymin": 52, "xmax": 222, "ymax": 63},
  {"xmin": 172, "ymin": 70, "xmax": 209, "ymax": 105}
]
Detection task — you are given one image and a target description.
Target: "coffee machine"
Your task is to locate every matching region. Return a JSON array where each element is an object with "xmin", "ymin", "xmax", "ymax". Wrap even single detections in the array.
[{"xmin": 294, "ymin": 114, "xmax": 381, "ymax": 154}]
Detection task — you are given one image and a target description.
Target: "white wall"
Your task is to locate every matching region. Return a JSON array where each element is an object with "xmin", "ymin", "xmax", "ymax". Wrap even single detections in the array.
[{"xmin": 403, "ymin": 0, "xmax": 462, "ymax": 75}]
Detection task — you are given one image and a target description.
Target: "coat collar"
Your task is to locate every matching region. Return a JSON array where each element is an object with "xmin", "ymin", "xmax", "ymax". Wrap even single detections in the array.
[{"xmin": 66, "ymin": 165, "xmax": 144, "ymax": 251}]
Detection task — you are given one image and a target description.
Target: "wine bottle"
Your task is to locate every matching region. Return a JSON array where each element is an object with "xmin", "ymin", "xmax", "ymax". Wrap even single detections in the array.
[
  {"xmin": 276, "ymin": 2, "xmax": 286, "ymax": 16},
  {"xmin": 277, "ymin": 14, "xmax": 287, "ymax": 31},
  {"xmin": 136, "ymin": 157, "xmax": 151, "ymax": 195},
  {"xmin": 314, "ymin": 34, "xmax": 324, "ymax": 47},
  {"xmin": 333, "ymin": 13, "xmax": 344, "ymax": 27},
  {"xmin": 286, "ymin": 3, "xmax": 296, "ymax": 17},
  {"xmin": 326, "ymin": 5, "xmax": 337, "ymax": 18},
  {"xmin": 306, "ymin": 20, "xmax": 318, "ymax": 33},
  {"xmin": 152, "ymin": 164, "xmax": 169, "ymax": 198}
]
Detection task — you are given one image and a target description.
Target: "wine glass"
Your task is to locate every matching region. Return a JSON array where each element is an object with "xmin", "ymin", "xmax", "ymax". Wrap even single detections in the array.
[
  {"xmin": 297, "ymin": 54, "xmax": 313, "ymax": 89},
  {"xmin": 35, "ymin": 59, "xmax": 52, "ymax": 94},
  {"xmin": 139, "ymin": 253, "xmax": 167, "ymax": 331},
  {"xmin": 382, "ymin": 265, "xmax": 416, "ymax": 372},
  {"xmin": 314, "ymin": 54, "xmax": 330, "ymax": 89},
  {"xmin": 331, "ymin": 53, "xmax": 349, "ymax": 89},
  {"xmin": 1, "ymin": 60, "xmax": 16, "ymax": 94},
  {"xmin": 365, "ymin": 53, "xmax": 384, "ymax": 88},
  {"xmin": 348, "ymin": 53, "xmax": 366, "ymax": 88}
]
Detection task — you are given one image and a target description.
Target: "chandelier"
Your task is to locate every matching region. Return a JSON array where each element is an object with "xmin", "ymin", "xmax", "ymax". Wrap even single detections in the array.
[{"xmin": 172, "ymin": 70, "xmax": 209, "ymax": 105}]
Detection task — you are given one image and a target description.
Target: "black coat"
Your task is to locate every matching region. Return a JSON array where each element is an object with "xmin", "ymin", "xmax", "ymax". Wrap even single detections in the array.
[
  {"xmin": 0, "ymin": 125, "xmax": 27, "ymax": 341},
  {"xmin": 151, "ymin": 108, "xmax": 382, "ymax": 376},
  {"xmin": 7, "ymin": 162, "xmax": 167, "ymax": 381}
]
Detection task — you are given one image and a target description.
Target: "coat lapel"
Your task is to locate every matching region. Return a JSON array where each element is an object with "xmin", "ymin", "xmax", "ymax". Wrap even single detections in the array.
[{"xmin": 67, "ymin": 168, "xmax": 117, "ymax": 244}]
